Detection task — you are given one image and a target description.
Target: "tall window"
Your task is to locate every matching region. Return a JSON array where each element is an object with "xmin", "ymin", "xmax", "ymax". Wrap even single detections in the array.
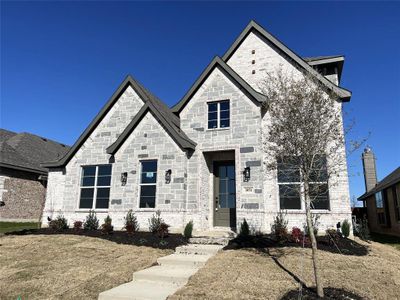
[
  {"xmin": 208, "ymin": 100, "xmax": 230, "ymax": 129},
  {"xmin": 79, "ymin": 165, "xmax": 112, "ymax": 209},
  {"xmin": 375, "ymin": 191, "xmax": 384, "ymax": 208},
  {"xmin": 277, "ymin": 156, "xmax": 329, "ymax": 210},
  {"xmin": 139, "ymin": 160, "xmax": 157, "ymax": 208},
  {"xmin": 277, "ymin": 159, "xmax": 301, "ymax": 209},
  {"xmin": 375, "ymin": 191, "xmax": 386, "ymax": 225}
]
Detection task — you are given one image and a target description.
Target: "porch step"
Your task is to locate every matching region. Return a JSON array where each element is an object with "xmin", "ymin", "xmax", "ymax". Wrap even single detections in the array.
[
  {"xmin": 98, "ymin": 280, "xmax": 177, "ymax": 300},
  {"xmin": 175, "ymin": 244, "xmax": 223, "ymax": 255},
  {"xmin": 189, "ymin": 236, "xmax": 231, "ymax": 246},
  {"xmin": 192, "ymin": 229, "xmax": 237, "ymax": 238},
  {"xmin": 157, "ymin": 253, "xmax": 211, "ymax": 267},
  {"xmin": 132, "ymin": 265, "xmax": 198, "ymax": 286}
]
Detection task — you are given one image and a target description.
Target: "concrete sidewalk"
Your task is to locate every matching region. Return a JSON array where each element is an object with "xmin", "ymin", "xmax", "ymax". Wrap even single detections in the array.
[{"xmin": 98, "ymin": 244, "xmax": 223, "ymax": 300}]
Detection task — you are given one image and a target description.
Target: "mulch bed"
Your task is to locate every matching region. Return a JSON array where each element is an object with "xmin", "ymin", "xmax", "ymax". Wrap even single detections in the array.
[
  {"xmin": 5, "ymin": 228, "xmax": 187, "ymax": 250},
  {"xmin": 224, "ymin": 234, "xmax": 369, "ymax": 256},
  {"xmin": 281, "ymin": 287, "xmax": 364, "ymax": 299}
]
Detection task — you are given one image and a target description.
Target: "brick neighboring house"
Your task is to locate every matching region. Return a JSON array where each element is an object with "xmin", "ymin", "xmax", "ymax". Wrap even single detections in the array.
[
  {"xmin": 358, "ymin": 148, "xmax": 400, "ymax": 237},
  {"xmin": 0, "ymin": 129, "xmax": 69, "ymax": 222},
  {"xmin": 41, "ymin": 20, "xmax": 353, "ymax": 233}
]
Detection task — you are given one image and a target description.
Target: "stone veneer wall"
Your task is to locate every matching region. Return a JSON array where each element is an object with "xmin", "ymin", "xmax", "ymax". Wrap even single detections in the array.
[
  {"xmin": 180, "ymin": 67, "xmax": 265, "ymax": 231},
  {"xmin": 42, "ymin": 28, "xmax": 352, "ymax": 234},
  {"xmin": 0, "ymin": 168, "xmax": 46, "ymax": 222}
]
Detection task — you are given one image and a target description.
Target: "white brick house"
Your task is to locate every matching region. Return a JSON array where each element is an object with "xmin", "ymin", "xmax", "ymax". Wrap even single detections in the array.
[{"xmin": 42, "ymin": 20, "xmax": 352, "ymax": 233}]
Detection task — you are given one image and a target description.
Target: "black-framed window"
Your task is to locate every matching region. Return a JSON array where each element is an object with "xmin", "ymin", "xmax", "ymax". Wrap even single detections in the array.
[
  {"xmin": 277, "ymin": 159, "xmax": 301, "ymax": 209},
  {"xmin": 139, "ymin": 160, "xmax": 157, "ymax": 208},
  {"xmin": 208, "ymin": 100, "xmax": 230, "ymax": 129},
  {"xmin": 79, "ymin": 165, "xmax": 112, "ymax": 209},
  {"xmin": 277, "ymin": 156, "xmax": 329, "ymax": 210}
]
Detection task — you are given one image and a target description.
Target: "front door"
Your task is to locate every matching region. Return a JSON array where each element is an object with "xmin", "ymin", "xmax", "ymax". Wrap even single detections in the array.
[{"xmin": 213, "ymin": 161, "xmax": 236, "ymax": 229}]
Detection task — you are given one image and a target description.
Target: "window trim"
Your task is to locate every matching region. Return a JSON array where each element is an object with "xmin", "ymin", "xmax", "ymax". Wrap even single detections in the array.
[
  {"xmin": 277, "ymin": 158, "xmax": 330, "ymax": 211},
  {"xmin": 78, "ymin": 164, "xmax": 112, "ymax": 211},
  {"xmin": 207, "ymin": 100, "xmax": 230, "ymax": 130},
  {"xmin": 138, "ymin": 159, "xmax": 158, "ymax": 209}
]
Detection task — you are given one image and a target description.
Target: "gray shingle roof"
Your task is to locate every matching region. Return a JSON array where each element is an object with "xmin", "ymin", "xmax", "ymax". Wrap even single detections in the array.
[
  {"xmin": 43, "ymin": 75, "xmax": 196, "ymax": 168},
  {"xmin": 358, "ymin": 167, "xmax": 400, "ymax": 200},
  {"xmin": 0, "ymin": 129, "xmax": 70, "ymax": 174}
]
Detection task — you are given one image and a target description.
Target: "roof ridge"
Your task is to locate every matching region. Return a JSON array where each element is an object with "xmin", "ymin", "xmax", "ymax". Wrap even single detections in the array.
[
  {"xmin": 221, "ymin": 20, "xmax": 351, "ymax": 101},
  {"xmin": 171, "ymin": 55, "xmax": 267, "ymax": 113}
]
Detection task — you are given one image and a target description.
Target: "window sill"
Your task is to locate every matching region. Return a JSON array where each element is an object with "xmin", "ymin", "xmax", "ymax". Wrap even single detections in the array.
[
  {"xmin": 206, "ymin": 127, "xmax": 230, "ymax": 132},
  {"xmin": 75, "ymin": 209, "xmax": 109, "ymax": 213},
  {"xmin": 281, "ymin": 209, "xmax": 331, "ymax": 214}
]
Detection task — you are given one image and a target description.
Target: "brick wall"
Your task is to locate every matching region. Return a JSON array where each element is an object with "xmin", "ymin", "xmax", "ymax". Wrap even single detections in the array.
[{"xmin": 0, "ymin": 168, "xmax": 46, "ymax": 221}]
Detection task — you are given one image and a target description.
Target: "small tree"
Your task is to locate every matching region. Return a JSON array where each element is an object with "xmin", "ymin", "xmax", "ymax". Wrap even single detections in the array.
[
  {"xmin": 260, "ymin": 71, "xmax": 364, "ymax": 298},
  {"xmin": 124, "ymin": 209, "xmax": 139, "ymax": 234},
  {"xmin": 239, "ymin": 219, "xmax": 250, "ymax": 237},
  {"xmin": 184, "ymin": 220, "xmax": 194, "ymax": 239}
]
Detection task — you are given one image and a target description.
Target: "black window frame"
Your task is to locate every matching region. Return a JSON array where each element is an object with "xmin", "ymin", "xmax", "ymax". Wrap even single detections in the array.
[
  {"xmin": 277, "ymin": 156, "xmax": 330, "ymax": 210},
  {"xmin": 207, "ymin": 100, "xmax": 230, "ymax": 129},
  {"xmin": 79, "ymin": 164, "xmax": 112, "ymax": 210},
  {"xmin": 139, "ymin": 160, "xmax": 158, "ymax": 208}
]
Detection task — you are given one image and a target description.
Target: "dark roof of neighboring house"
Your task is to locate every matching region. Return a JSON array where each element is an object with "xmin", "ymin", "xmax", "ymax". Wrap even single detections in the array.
[
  {"xmin": 358, "ymin": 167, "xmax": 400, "ymax": 200},
  {"xmin": 221, "ymin": 20, "xmax": 352, "ymax": 101},
  {"xmin": 43, "ymin": 75, "xmax": 196, "ymax": 168},
  {"xmin": 0, "ymin": 129, "xmax": 70, "ymax": 174},
  {"xmin": 171, "ymin": 56, "xmax": 267, "ymax": 114}
]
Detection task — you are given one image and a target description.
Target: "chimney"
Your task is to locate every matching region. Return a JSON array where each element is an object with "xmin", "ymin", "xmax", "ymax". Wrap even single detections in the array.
[{"xmin": 362, "ymin": 147, "xmax": 377, "ymax": 192}]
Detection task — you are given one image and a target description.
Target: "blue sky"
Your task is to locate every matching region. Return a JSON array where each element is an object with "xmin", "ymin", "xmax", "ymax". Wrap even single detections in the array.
[{"xmin": 1, "ymin": 1, "xmax": 399, "ymax": 203}]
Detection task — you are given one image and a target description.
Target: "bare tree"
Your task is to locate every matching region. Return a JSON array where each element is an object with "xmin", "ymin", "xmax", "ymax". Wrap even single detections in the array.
[{"xmin": 260, "ymin": 71, "xmax": 354, "ymax": 298}]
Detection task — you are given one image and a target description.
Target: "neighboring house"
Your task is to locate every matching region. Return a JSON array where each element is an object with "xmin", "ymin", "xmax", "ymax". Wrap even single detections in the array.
[
  {"xmin": 358, "ymin": 148, "xmax": 400, "ymax": 237},
  {"xmin": 42, "ymin": 20, "xmax": 352, "ymax": 233},
  {"xmin": 0, "ymin": 129, "xmax": 69, "ymax": 222}
]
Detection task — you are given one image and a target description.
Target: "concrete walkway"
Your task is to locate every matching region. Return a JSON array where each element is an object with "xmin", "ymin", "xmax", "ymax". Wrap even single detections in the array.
[{"xmin": 98, "ymin": 244, "xmax": 223, "ymax": 300}]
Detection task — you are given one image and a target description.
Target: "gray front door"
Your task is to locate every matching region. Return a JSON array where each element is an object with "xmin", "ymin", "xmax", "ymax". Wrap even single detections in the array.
[{"xmin": 213, "ymin": 161, "xmax": 236, "ymax": 228}]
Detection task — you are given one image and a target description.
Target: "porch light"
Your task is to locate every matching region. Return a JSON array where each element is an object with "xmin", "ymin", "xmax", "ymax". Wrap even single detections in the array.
[
  {"xmin": 165, "ymin": 169, "xmax": 172, "ymax": 184},
  {"xmin": 121, "ymin": 172, "xmax": 128, "ymax": 186},
  {"xmin": 244, "ymin": 167, "xmax": 251, "ymax": 182}
]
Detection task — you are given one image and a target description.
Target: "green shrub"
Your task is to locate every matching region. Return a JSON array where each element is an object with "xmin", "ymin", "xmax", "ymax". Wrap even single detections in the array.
[
  {"xmin": 48, "ymin": 214, "xmax": 69, "ymax": 231},
  {"xmin": 341, "ymin": 219, "xmax": 351, "ymax": 238},
  {"xmin": 354, "ymin": 217, "xmax": 370, "ymax": 240},
  {"xmin": 101, "ymin": 215, "xmax": 113, "ymax": 234},
  {"xmin": 148, "ymin": 210, "xmax": 163, "ymax": 234},
  {"xmin": 124, "ymin": 209, "xmax": 139, "ymax": 234},
  {"xmin": 84, "ymin": 210, "xmax": 99, "ymax": 230},
  {"xmin": 271, "ymin": 211, "xmax": 288, "ymax": 242},
  {"xmin": 239, "ymin": 219, "xmax": 250, "ymax": 237},
  {"xmin": 183, "ymin": 220, "xmax": 193, "ymax": 239}
]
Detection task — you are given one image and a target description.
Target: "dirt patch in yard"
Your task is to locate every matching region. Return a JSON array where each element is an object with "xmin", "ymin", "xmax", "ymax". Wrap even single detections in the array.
[
  {"xmin": 0, "ymin": 234, "xmax": 173, "ymax": 299},
  {"xmin": 170, "ymin": 238, "xmax": 400, "ymax": 300}
]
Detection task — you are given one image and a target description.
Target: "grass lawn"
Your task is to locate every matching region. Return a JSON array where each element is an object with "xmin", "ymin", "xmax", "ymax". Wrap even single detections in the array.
[
  {"xmin": 0, "ymin": 234, "xmax": 173, "ymax": 299},
  {"xmin": 0, "ymin": 221, "xmax": 40, "ymax": 233},
  {"xmin": 370, "ymin": 232, "xmax": 400, "ymax": 251},
  {"xmin": 170, "ymin": 238, "xmax": 400, "ymax": 300}
]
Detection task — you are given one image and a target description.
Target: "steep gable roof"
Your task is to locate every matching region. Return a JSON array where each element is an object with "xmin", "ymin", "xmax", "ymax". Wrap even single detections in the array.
[
  {"xmin": 43, "ymin": 75, "xmax": 195, "ymax": 168},
  {"xmin": 0, "ymin": 129, "xmax": 69, "ymax": 174},
  {"xmin": 171, "ymin": 56, "xmax": 267, "ymax": 114},
  {"xmin": 106, "ymin": 101, "xmax": 196, "ymax": 155},
  {"xmin": 222, "ymin": 20, "xmax": 352, "ymax": 101},
  {"xmin": 358, "ymin": 167, "xmax": 400, "ymax": 200}
]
